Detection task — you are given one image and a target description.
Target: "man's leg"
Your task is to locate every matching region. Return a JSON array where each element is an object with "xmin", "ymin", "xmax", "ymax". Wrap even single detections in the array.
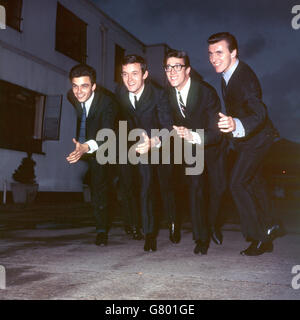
[
  {"xmin": 90, "ymin": 158, "xmax": 109, "ymax": 245},
  {"xmin": 229, "ymin": 136, "xmax": 277, "ymax": 255},
  {"xmin": 188, "ymin": 175, "xmax": 210, "ymax": 254},
  {"xmin": 139, "ymin": 164, "xmax": 156, "ymax": 251}
]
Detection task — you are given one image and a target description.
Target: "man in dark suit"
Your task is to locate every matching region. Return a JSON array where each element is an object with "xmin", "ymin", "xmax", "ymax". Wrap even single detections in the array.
[
  {"xmin": 164, "ymin": 50, "xmax": 225, "ymax": 255},
  {"xmin": 207, "ymin": 32, "xmax": 281, "ymax": 256},
  {"xmin": 116, "ymin": 54, "xmax": 175, "ymax": 252},
  {"xmin": 66, "ymin": 64, "xmax": 117, "ymax": 246}
]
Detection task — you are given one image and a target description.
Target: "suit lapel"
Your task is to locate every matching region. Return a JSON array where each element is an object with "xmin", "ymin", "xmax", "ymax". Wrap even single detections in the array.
[
  {"xmin": 185, "ymin": 79, "xmax": 200, "ymax": 117},
  {"xmin": 225, "ymin": 61, "xmax": 241, "ymax": 96},
  {"xmin": 120, "ymin": 88, "xmax": 136, "ymax": 118},
  {"xmin": 169, "ymin": 87, "xmax": 183, "ymax": 119},
  {"xmin": 135, "ymin": 83, "xmax": 152, "ymax": 115},
  {"xmin": 87, "ymin": 90, "xmax": 103, "ymax": 119}
]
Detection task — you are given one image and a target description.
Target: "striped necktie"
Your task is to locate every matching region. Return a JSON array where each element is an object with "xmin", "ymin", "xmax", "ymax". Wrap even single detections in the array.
[
  {"xmin": 78, "ymin": 102, "xmax": 87, "ymax": 143},
  {"xmin": 178, "ymin": 91, "xmax": 186, "ymax": 116}
]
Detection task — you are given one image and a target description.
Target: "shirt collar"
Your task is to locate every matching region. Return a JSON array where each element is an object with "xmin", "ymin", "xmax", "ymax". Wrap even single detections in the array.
[
  {"xmin": 175, "ymin": 77, "xmax": 191, "ymax": 102},
  {"xmin": 83, "ymin": 91, "xmax": 95, "ymax": 110},
  {"xmin": 129, "ymin": 84, "xmax": 145, "ymax": 102},
  {"xmin": 222, "ymin": 59, "xmax": 239, "ymax": 85}
]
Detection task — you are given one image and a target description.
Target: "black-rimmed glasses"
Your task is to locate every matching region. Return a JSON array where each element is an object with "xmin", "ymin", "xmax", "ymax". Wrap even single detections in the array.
[{"xmin": 164, "ymin": 64, "xmax": 186, "ymax": 72}]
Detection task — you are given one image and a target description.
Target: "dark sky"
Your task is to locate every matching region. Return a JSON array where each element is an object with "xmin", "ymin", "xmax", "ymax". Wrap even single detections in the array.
[{"xmin": 93, "ymin": 0, "xmax": 300, "ymax": 142}]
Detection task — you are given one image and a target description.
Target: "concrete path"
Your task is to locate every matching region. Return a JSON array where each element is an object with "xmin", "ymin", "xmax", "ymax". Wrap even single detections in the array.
[{"xmin": 0, "ymin": 221, "xmax": 299, "ymax": 300}]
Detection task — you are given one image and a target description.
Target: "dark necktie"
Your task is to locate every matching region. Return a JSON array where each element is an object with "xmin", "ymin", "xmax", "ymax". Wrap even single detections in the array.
[
  {"xmin": 221, "ymin": 77, "xmax": 227, "ymax": 100},
  {"xmin": 134, "ymin": 95, "xmax": 138, "ymax": 109},
  {"xmin": 178, "ymin": 91, "xmax": 186, "ymax": 116},
  {"xmin": 78, "ymin": 102, "xmax": 87, "ymax": 143}
]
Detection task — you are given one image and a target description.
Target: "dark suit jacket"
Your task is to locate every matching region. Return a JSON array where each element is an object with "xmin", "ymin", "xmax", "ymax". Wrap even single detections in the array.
[
  {"xmin": 222, "ymin": 61, "xmax": 278, "ymax": 144},
  {"xmin": 116, "ymin": 80, "xmax": 173, "ymax": 138},
  {"xmin": 166, "ymin": 77, "xmax": 226, "ymax": 193},
  {"xmin": 167, "ymin": 77, "xmax": 222, "ymax": 148},
  {"xmin": 67, "ymin": 86, "xmax": 118, "ymax": 232},
  {"xmin": 67, "ymin": 86, "xmax": 118, "ymax": 147},
  {"xmin": 67, "ymin": 85, "xmax": 118, "ymax": 192}
]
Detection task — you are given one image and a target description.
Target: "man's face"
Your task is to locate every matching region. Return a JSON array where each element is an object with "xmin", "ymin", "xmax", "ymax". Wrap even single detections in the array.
[
  {"xmin": 165, "ymin": 57, "xmax": 191, "ymax": 91},
  {"xmin": 208, "ymin": 40, "xmax": 237, "ymax": 74},
  {"xmin": 72, "ymin": 76, "xmax": 96, "ymax": 103},
  {"xmin": 121, "ymin": 63, "xmax": 148, "ymax": 95}
]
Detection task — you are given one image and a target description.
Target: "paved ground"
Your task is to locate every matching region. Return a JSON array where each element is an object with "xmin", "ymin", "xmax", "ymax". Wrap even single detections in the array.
[{"xmin": 0, "ymin": 198, "xmax": 299, "ymax": 300}]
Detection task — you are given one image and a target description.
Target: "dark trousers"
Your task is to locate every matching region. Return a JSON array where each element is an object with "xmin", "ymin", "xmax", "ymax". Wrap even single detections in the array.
[
  {"xmin": 138, "ymin": 164, "xmax": 155, "ymax": 235},
  {"xmin": 119, "ymin": 163, "xmax": 155, "ymax": 235},
  {"xmin": 229, "ymin": 134, "xmax": 275, "ymax": 242},
  {"xmin": 120, "ymin": 160, "xmax": 177, "ymax": 235},
  {"xmin": 157, "ymin": 164, "xmax": 176, "ymax": 225},
  {"xmin": 89, "ymin": 158, "xmax": 109, "ymax": 233},
  {"xmin": 119, "ymin": 164, "xmax": 140, "ymax": 228},
  {"xmin": 174, "ymin": 165, "xmax": 208, "ymax": 242},
  {"xmin": 205, "ymin": 145, "xmax": 227, "ymax": 230}
]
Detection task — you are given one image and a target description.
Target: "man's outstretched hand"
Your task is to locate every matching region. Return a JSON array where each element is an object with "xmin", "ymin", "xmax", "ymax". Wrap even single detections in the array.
[{"xmin": 66, "ymin": 138, "xmax": 89, "ymax": 163}]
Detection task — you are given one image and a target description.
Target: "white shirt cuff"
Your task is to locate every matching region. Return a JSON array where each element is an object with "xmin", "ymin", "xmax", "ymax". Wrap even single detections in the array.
[
  {"xmin": 86, "ymin": 140, "xmax": 98, "ymax": 153},
  {"xmin": 232, "ymin": 118, "xmax": 245, "ymax": 138},
  {"xmin": 155, "ymin": 141, "xmax": 162, "ymax": 148},
  {"xmin": 189, "ymin": 131, "xmax": 202, "ymax": 145}
]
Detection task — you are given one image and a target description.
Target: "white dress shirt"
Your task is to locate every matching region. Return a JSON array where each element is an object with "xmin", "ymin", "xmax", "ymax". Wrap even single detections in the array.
[
  {"xmin": 81, "ymin": 92, "xmax": 99, "ymax": 153},
  {"xmin": 175, "ymin": 78, "xmax": 201, "ymax": 145},
  {"xmin": 129, "ymin": 85, "xmax": 145, "ymax": 109},
  {"xmin": 129, "ymin": 85, "xmax": 162, "ymax": 148}
]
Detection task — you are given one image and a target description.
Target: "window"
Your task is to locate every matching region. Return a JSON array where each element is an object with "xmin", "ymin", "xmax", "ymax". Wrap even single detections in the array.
[
  {"xmin": 114, "ymin": 44, "xmax": 125, "ymax": 83},
  {"xmin": 56, "ymin": 3, "xmax": 87, "ymax": 63},
  {"xmin": 0, "ymin": 80, "xmax": 62, "ymax": 154},
  {"xmin": 0, "ymin": 0, "xmax": 23, "ymax": 31},
  {"xmin": 42, "ymin": 95, "xmax": 63, "ymax": 141}
]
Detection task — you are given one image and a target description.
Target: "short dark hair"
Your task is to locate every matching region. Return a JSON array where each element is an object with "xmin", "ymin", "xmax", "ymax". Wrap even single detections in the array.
[
  {"xmin": 69, "ymin": 64, "xmax": 97, "ymax": 84},
  {"xmin": 164, "ymin": 50, "xmax": 190, "ymax": 68},
  {"xmin": 207, "ymin": 32, "xmax": 238, "ymax": 56},
  {"xmin": 121, "ymin": 55, "xmax": 147, "ymax": 74}
]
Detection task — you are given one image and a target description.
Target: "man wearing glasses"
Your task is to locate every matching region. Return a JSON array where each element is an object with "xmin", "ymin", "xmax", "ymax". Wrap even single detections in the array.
[{"xmin": 164, "ymin": 50, "xmax": 226, "ymax": 255}]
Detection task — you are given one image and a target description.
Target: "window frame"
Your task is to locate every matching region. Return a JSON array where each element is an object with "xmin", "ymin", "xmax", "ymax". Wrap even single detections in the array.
[{"xmin": 0, "ymin": 80, "xmax": 62, "ymax": 154}]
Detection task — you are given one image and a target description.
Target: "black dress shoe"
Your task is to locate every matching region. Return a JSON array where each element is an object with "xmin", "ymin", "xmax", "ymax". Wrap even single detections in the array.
[
  {"xmin": 267, "ymin": 224, "xmax": 286, "ymax": 240},
  {"xmin": 95, "ymin": 233, "xmax": 108, "ymax": 246},
  {"xmin": 240, "ymin": 240, "xmax": 273, "ymax": 256},
  {"xmin": 144, "ymin": 234, "xmax": 157, "ymax": 252},
  {"xmin": 169, "ymin": 222, "xmax": 181, "ymax": 244},
  {"xmin": 211, "ymin": 228, "xmax": 223, "ymax": 245},
  {"xmin": 132, "ymin": 227, "xmax": 144, "ymax": 240},
  {"xmin": 194, "ymin": 240, "xmax": 209, "ymax": 255}
]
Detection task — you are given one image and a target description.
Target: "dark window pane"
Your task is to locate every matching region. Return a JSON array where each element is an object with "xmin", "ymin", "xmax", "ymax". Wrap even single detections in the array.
[
  {"xmin": 0, "ymin": 80, "xmax": 45, "ymax": 154},
  {"xmin": 56, "ymin": 3, "xmax": 87, "ymax": 63},
  {"xmin": 114, "ymin": 44, "xmax": 125, "ymax": 83},
  {"xmin": 0, "ymin": 0, "xmax": 23, "ymax": 31}
]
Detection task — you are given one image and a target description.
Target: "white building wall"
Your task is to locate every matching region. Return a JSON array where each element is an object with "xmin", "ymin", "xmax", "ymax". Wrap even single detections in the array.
[{"xmin": 0, "ymin": 0, "xmax": 147, "ymax": 193}]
